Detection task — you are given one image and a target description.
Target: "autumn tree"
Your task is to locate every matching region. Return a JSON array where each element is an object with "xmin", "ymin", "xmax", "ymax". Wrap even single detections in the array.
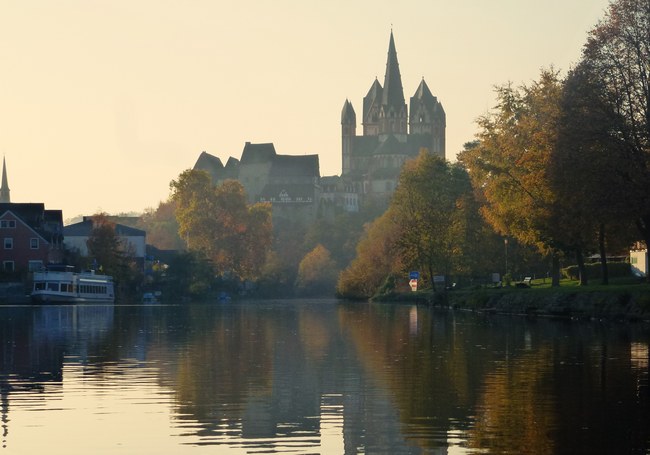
[
  {"xmin": 295, "ymin": 244, "xmax": 339, "ymax": 296},
  {"xmin": 459, "ymin": 70, "xmax": 567, "ymax": 285},
  {"xmin": 337, "ymin": 151, "xmax": 492, "ymax": 298},
  {"xmin": 138, "ymin": 200, "xmax": 184, "ymax": 251},
  {"xmin": 390, "ymin": 151, "xmax": 481, "ymax": 290},
  {"xmin": 337, "ymin": 211, "xmax": 403, "ymax": 299},
  {"xmin": 170, "ymin": 169, "xmax": 273, "ymax": 281},
  {"xmin": 578, "ymin": 0, "xmax": 650, "ymax": 277},
  {"xmin": 550, "ymin": 62, "xmax": 637, "ymax": 284},
  {"xmin": 86, "ymin": 213, "xmax": 141, "ymax": 294}
]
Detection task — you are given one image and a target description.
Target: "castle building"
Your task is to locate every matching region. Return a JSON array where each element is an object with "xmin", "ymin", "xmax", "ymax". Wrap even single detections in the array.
[
  {"xmin": 194, "ymin": 142, "xmax": 320, "ymax": 226},
  {"xmin": 340, "ymin": 31, "xmax": 446, "ymax": 209}
]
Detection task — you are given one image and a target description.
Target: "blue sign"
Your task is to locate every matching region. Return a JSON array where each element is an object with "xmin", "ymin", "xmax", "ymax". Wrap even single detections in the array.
[{"xmin": 409, "ymin": 271, "xmax": 419, "ymax": 280}]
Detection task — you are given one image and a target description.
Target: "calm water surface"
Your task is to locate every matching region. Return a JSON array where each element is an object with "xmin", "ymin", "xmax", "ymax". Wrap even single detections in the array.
[{"xmin": 0, "ymin": 300, "xmax": 649, "ymax": 454}]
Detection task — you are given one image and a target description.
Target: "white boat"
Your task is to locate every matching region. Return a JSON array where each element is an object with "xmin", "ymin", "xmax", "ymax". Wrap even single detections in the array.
[{"xmin": 31, "ymin": 267, "xmax": 115, "ymax": 303}]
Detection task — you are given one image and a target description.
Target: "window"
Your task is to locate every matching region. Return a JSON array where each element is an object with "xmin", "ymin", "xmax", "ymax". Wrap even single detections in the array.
[
  {"xmin": 3, "ymin": 261, "xmax": 14, "ymax": 272},
  {"xmin": 0, "ymin": 220, "xmax": 16, "ymax": 228},
  {"xmin": 30, "ymin": 238, "xmax": 39, "ymax": 249},
  {"xmin": 28, "ymin": 261, "xmax": 43, "ymax": 272},
  {"xmin": 4, "ymin": 238, "xmax": 13, "ymax": 250}
]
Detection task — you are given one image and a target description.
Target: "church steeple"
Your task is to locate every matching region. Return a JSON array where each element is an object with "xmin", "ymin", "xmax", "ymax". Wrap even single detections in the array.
[
  {"xmin": 379, "ymin": 31, "xmax": 407, "ymax": 137},
  {"xmin": 381, "ymin": 31, "xmax": 405, "ymax": 110},
  {"xmin": 0, "ymin": 157, "xmax": 10, "ymax": 203}
]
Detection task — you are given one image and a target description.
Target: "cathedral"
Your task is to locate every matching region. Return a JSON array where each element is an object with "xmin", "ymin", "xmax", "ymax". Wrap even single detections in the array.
[
  {"xmin": 340, "ymin": 31, "xmax": 446, "ymax": 208},
  {"xmin": 194, "ymin": 31, "xmax": 446, "ymax": 223}
]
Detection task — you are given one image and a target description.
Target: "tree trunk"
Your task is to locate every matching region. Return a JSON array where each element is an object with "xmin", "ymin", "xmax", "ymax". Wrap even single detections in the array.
[
  {"xmin": 576, "ymin": 248, "xmax": 588, "ymax": 286},
  {"xmin": 599, "ymin": 223, "xmax": 609, "ymax": 285},
  {"xmin": 551, "ymin": 252, "xmax": 561, "ymax": 287}
]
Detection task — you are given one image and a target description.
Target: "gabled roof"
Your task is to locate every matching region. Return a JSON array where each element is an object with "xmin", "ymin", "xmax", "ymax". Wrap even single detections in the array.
[
  {"xmin": 0, "ymin": 203, "xmax": 46, "ymax": 225},
  {"xmin": 0, "ymin": 203, "xmax": 64, "ymax": 243},
  {"xmin": 0, "ymin": 209, "xmax": 51, "ymax": 243},
  {"xmin": 381, "ymin": 31, "xmax": 406, "ymax": 110},
  {"xmin": 240, "ymin": 142, "xmax": 277, "ymax": 164},
  {"xmin": 64, "ymin": 219, "xmax": 145, "ymax": 237},
  {"xmin": 194, "ymin": 151, "xmax": 224, "ymax": 172},
  {"xmin": 270, "ymin": 154, "xmax": 320, "ymax": 178},
  {"xmin": 362, "ymin": 78, "xmax": 383, "ymax": 121},
  {"xmin": 375, "ymin": 135, "xmax": 411, "ymax": 156},
  {"xmin": 350, "ymin": 135, "xmax": 381, "ymax": 156}
]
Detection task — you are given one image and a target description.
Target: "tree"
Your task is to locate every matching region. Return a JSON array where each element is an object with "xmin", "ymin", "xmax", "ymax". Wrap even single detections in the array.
[
  {"xmin": 163, "ymin": 250, "xmax": 214, "ymax": 299},
  {"xmin": 337, "ymin": 211, "xmax": 404, "ymax": 299},
  {"xmin": 550, "ymin": 62, "xmax": 637, "ymax": 284},
  {"xmin": 390, "ymin": 151, "xmax": 480, "ymax": 290},
  {"xmin": 169, "ymin": 169, "xmax": 217, "ymax": 252},
  {"xmin": 458, "ymin": 70, "xmax": 566, "ymax": 285},
  {"xmin": 169, "ymin": 170, "xmax": 273, "ymax": 281},
  {"xmin": 139, "ymin": 200, "xmax": 184, "ymax": 251},
  {"xmin": 337, "ymin": 151, "xmax": 492, "ymax": 298},
  {"xmin": 86, "ymin": 213, "xmax": 141, "ymax": 294},
  {"xmin": 579, "ymin": 0, "xmax": 650, "ymax": 278},
  {"xmin": 295, "ymin": 244, "xmax": 339, "ymax": 296}
]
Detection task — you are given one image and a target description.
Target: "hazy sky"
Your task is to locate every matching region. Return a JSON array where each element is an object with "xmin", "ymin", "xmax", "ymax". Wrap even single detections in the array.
[{"xmin": 0, "ymin": 0, "xmax": 611, "ymax": 220}]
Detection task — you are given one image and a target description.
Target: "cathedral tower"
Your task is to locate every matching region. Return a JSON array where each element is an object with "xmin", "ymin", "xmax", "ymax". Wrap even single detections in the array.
[
  {"xmin": 409, "ymin": 79, "xmax": 446, "ymax": 157},
  {"xmin": 378, "ymin": 31, "xmax": 407, "ymax": 140},
  {"xmin": 341, "ymin": 99, "xmax": 356, "ymax": 175}
]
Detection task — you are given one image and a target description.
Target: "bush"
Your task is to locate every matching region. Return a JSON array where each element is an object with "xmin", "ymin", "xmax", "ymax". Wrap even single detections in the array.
[{"xmin": 561, "ymin": 261, "xmax": 631, "ymax": 280}]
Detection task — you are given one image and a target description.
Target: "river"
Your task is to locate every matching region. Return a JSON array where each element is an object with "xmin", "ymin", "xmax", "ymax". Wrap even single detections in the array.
[{"xmin": 0, "ymin": 300, "xmax": 648, "ymax": 454}]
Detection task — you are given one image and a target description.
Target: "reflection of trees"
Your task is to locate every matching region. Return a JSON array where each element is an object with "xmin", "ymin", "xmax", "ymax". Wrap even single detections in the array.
[
  {"xmin": 175, "ymin": 304, "xmax": 275, "ymax": 427},
  {"xmin": 2, "ymin": 302, "xmax": 650, "ymax": 453},
  {"xmin": 171, "ymin": 302, "xmax": 345, "ymax": 443},
  {"xmin": 551, "ymin": 330, "xmax": 650, "ymax": 454},
  {"xmin": 467, "ymin": 348, "xmax": 556, "ymax": 454},
  {"xmin": 338, "ymin": 303, "xmax": 474, "ymax": 452},
  {"xmin": 339, "ymin": 304, "xmax": 650, "ymax": 454}
]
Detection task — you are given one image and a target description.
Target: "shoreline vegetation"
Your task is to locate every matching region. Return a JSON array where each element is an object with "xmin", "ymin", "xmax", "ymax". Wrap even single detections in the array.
[{"xmin": 371, "ymin": 278, "xmax": 650, "ymax": 322}]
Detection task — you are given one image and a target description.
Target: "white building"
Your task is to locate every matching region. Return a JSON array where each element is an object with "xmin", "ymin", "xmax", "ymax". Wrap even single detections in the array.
[
  {"xmin": 64, "ymin": 217, "xmax": 146, "ymax": 271},
  {"xmin": 630, "ymin": 249, "xmax": 648, "ymax": 277}
]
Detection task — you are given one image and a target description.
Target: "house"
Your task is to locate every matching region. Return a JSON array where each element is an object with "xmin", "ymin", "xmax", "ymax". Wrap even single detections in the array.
[
  {"xmin": 0, "ymin": 203, "xmax": 64, "ymax": 273},
  {"xmin": 630, "ymin": 248, "xmax": 648, "ymax": 277},
  {"xmin": 63, "ymin": 217, "xmax": 147, "ymax": 271}
]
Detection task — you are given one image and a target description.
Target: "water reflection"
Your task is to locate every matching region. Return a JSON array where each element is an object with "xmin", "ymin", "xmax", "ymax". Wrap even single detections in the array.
[{"xmin": 0, "ymin": 301, "xmax": 648, "ymax": 454}]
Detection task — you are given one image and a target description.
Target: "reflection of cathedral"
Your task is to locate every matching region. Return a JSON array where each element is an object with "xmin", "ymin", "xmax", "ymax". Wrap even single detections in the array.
[{"xmin": 340, "ymin": 31, "xmax": 446, "ymax": 208}]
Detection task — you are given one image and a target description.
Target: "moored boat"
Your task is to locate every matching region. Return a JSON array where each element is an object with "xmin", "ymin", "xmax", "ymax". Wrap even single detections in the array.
[{"xmin": 31, "ymin": 266, "xmax": 115, "ymax": 303}]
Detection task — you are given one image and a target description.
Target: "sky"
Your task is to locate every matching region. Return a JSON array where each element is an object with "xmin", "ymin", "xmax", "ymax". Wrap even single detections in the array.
[{"xmin": 0, "ymin": 0, "xmax": 612, "ymax": 221}]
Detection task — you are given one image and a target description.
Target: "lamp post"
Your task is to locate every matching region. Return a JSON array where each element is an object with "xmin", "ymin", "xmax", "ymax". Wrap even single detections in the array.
[{"xmin": 504, "ymin": 238, "xmax": 509, "ymax": 278}]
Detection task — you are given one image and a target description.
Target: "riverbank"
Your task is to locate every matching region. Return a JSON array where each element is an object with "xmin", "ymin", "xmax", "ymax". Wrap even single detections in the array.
[{"xmin": 373, "ymin": 284, "xmax": 650, "ymax": 321}]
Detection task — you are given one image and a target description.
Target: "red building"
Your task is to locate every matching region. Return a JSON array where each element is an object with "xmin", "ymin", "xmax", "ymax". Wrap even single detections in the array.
[{"xmin": 0, "ymin": 204, "xmax": 64, "ymax": 274}]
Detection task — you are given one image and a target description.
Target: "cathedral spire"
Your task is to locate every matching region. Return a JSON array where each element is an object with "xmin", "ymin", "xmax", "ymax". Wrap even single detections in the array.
[
  {"xmin": 381, "ymin": 30, "xmax": 406, "ymax": 110},
  {"xmin": 0, "ymin": 157, "xmax": 10, "ymax": 203}
]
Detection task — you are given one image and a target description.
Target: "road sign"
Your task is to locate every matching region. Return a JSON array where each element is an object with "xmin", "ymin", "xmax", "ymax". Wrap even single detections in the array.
[
  {"xmin": 409, "ymin": 271, "xmax": 419, "ymax": 280},
  {"xmin": 409, "ymin": 279, "xmax": 418, "ymax": 292}
]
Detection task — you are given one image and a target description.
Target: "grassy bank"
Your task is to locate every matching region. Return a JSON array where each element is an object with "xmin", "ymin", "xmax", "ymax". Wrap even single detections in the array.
[{"xmin": 373, "ymin": 278, "xmax": 650, "ymax": 321}]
